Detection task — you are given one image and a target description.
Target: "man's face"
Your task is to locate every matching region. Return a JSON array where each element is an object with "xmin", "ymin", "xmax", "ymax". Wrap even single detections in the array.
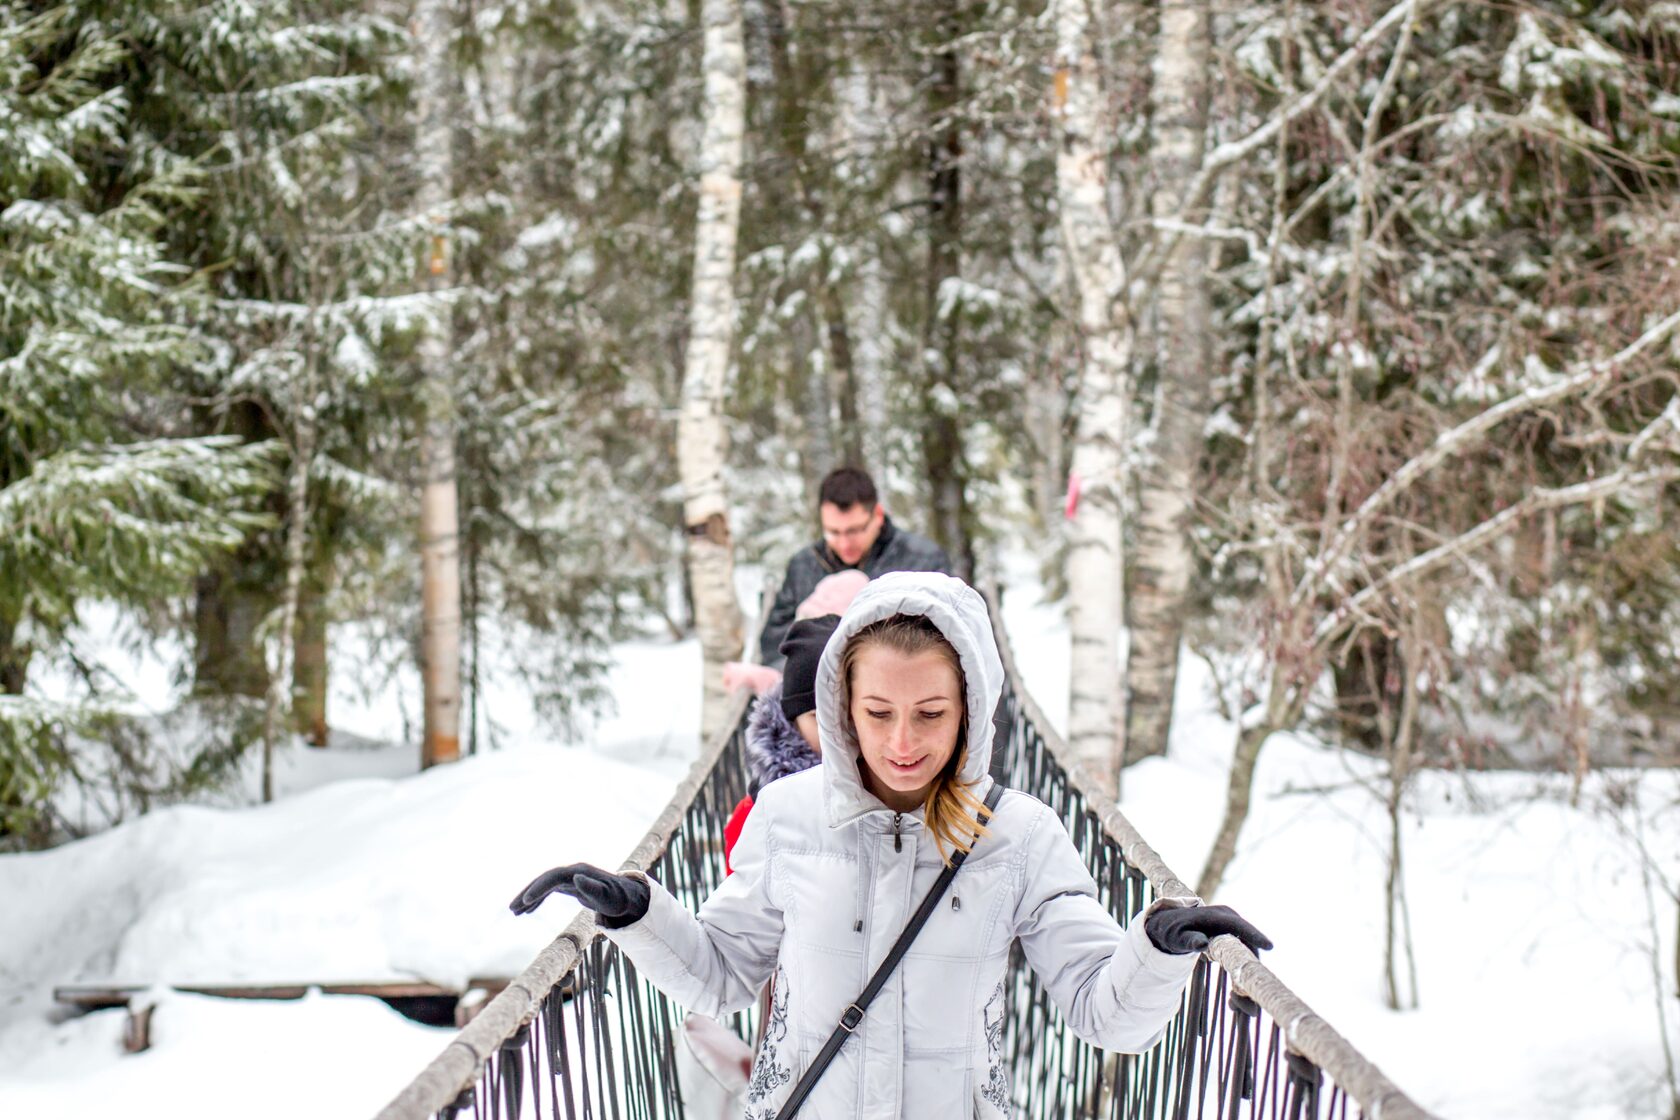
[{"xmin": 819, "ymin": 501, "xmax": 883, "ymax": 566}]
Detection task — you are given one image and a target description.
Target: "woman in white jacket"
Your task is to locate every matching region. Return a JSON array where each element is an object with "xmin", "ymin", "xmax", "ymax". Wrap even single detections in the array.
[{"xmin": 512, "ymin": 572, "xmax": 1269, "ymax": 1120}]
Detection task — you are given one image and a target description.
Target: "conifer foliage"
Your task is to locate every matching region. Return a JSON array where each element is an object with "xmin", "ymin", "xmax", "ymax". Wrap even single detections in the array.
[
  {"xmin": 0, "ymin": 4, "xmax": 280, "ymax": 842},
  {"xmin": 3, "ymin": 0, "xmax": 1678, "ymax": 891}
]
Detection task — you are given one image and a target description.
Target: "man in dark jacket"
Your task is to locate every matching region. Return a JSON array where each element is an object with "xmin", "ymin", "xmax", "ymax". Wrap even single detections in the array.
[{"xmin": 758, "ymin": 467, "xmax": 950, "ymax": 666}]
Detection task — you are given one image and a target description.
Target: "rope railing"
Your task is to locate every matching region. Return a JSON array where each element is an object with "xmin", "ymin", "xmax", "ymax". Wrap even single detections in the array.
[
  {"xmin": 376, "ymin": 684, "xmax": 754, "ymax": 1120},
  {"xmin": 984, "ymin": 586, "xmax": 1438, "ymax": 1120},
  {"xmin": 378, "ymin": 588, "xmax": 1440, "ymax": 1120}
]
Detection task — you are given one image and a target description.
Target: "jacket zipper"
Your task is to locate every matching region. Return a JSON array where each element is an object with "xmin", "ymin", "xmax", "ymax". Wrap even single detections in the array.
[{"xmin": 893, "ymin": 812, "xmax": 902, "ymax": 852}]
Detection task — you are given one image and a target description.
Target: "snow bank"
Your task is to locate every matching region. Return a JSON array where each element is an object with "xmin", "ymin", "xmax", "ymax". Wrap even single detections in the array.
[
  {"xmin": 1, "ymin": 746, "xmax": 673, "ymax": 1008},
  {"xmin": 3, "ymin": 581, "xmax": 730, "ymax": 1117},
  {"xmin": 0, "ymin": 744, "xmax": 685, "ymax": 1115},
  {"xmin": 0, "ymin": 988, "xmax": 447, "ymax": 1118}
]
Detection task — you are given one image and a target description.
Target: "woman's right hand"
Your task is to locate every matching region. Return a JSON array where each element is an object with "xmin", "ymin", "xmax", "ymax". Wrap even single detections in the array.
[{"xmin": 508, "ymin": 862, "xmax": 651, "ymax": 928}]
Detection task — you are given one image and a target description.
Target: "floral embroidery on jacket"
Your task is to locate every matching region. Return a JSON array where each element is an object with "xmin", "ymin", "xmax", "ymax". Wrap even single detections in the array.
[
  {"xmin": 743, "ymin": 967, "xmax": 792, "ymax": 1119},
  {"xmin": 979, "ymin": 979, "xmax": 1011, "ymax": 1115}
]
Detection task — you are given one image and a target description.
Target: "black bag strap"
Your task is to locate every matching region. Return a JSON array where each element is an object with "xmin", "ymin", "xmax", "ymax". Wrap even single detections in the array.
[{"xmin": 776, "ymin": 782, "xmax": 1006, "ymax": 1120}]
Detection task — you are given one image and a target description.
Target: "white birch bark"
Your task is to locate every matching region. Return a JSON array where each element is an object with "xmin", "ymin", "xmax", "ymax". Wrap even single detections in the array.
[
  {"xmin": 414, "ymin": 0, "xmax": 461, "ymax": 768},
  {"xmin": 678, "ymin": 0, "xmax": 747, "ymax": 741},
  {"xmin": 1054, "ymin": 0, "xmax": 1131, "ymax": 793},
  {"xmin": 1126, "ymin": 0, "xmax": 1212, "ymax": 763}
]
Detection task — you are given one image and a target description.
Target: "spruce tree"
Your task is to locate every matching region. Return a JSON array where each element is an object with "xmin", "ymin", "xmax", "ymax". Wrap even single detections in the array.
[{"xmin": 0, "ymin": 4, "xmax": 277, "ymax": 844}]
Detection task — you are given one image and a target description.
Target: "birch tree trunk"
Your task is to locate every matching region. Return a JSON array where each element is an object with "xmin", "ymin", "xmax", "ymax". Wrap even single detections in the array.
[
  {"xmin": 414, "ymin": 0, "xmax": 461, "ymax": 768},
  {"xmin": 1125, "ymin": 0, "xmax": 1212, "ymax": 764},
  {"xmin": 1054, "ymin": 0, "xmax": 1131, "ymax": 793},
  {"xmin": 679, "ymin": 0, "xmax": 747, "ymax": 741}
]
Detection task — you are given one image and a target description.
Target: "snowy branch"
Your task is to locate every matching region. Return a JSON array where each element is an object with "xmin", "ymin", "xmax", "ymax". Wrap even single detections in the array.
[
  {"xmin": 1296, "ymin": 304, "xmax": 1680, "ymax": 609},
  {"xmin": 209, "ymin": 288, "xmax": 472, "ymax": 333},
  {"xmin": 1134, "ymin": 0, "xmax": 1432, "ymax": 291},
  {"xmin": 0, "ymin": 438, "xmax": 279, "ymax": 595},
  {"xmin": 1314, "ymin": 465, "xmax": 1680, "ymax": 647},
  {"xmin": 1137, "ymin": 216, "xmax": 1264, "ymax": 260}
]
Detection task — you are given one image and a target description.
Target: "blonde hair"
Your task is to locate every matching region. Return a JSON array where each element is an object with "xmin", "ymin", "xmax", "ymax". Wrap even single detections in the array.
[{"xmin": 839, "ymin": 614, "xmax": 991, "ymax": 864}]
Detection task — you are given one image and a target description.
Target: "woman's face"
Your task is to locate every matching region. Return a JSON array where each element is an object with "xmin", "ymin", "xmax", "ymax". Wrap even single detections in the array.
[
  {"xmin": 849, "ymin": 644, "xmax": 963, "ymax": 812},
  {"xmin": 794, "ymin": 711, "xmax": 820, "ymax": 753}
]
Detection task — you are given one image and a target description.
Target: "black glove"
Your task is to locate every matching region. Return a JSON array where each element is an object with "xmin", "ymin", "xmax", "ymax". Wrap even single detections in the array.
[
  {"xmin": 1145, "ymin": 903, "xmax": 1272, "ymax": 956},
  {"xmin": 508, "ymin": 863, "xmax": 651, "ymax": 929}
]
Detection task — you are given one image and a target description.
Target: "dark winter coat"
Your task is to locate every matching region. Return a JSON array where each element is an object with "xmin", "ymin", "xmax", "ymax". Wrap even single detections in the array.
[{"xmin": 758, "ymin": 515, "xmax": 951, "ymax": 666}]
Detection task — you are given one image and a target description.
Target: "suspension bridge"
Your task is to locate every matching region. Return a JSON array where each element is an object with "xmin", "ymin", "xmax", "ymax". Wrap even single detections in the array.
[{"xmin": 376, "ymin": 589, "xmax": 1439, "ymax": 1120}]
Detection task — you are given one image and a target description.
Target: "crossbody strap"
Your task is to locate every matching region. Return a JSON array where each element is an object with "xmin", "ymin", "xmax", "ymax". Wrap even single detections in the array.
[{"xmin": 776, "ymin": 782, "xmax": 1006, "ymax": 1120}]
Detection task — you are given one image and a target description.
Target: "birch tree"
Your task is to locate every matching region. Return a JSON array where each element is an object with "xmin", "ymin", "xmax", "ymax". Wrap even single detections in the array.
[
  {"xmin": 1053, "ymin": 0, "xmax": 1131, "ymax": 792},
  {"xmin": 1125, "ymin": 0, "xmax": 1213, "ymax": 763},
  {"xmin": 679, "ymin": 0, "xmax": 748, "ymax": 740},
  {"xmin": 1055, "ymin": 0, "xmax": 1380, "ymax": 786},
  {"xmin": 414, "ymin": 0, "xmax": 462, "ymax": 768}
]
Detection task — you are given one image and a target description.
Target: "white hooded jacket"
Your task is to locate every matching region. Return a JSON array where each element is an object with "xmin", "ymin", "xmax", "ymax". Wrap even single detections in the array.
[{"xmin": 606, "ymin": 572, "xmax": 1200, "ymax": 1119}]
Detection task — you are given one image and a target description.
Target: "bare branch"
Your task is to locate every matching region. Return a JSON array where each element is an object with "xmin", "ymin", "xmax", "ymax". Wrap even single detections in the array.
[
  {"xmin": 1315, "ymin": 466, "xmax": 1680, "ymax": 648},
  {"xmin": 1137, "ymin": 216, "xmax": 1264, "ymax": 259},
  {"xmin": 1133, "ymin": 0, "xmax": 1431, "ymax": 294},
  {"xmin": 1297, "ymin": 304, "xmax": 1680, "ymax": 610},
  {"xmin": 1325, "ymin": 0, "xmax": 1422, "ymax": 558}
]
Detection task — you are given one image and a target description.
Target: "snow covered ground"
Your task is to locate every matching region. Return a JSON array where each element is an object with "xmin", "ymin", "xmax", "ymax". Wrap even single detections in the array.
[
  {"xmin": 2, "ymin": 574, "xmax": 1677, "ymax": 1118},
  {"xmin": 1, "ymin": 612, "xmax": 706, "ymax": 1117}
]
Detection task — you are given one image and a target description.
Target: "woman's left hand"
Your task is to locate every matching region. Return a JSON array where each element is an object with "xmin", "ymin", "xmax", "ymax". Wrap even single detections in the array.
[{"xmin": 1145, "ymin": 903, "xmax": 1272, "ymax": 956}]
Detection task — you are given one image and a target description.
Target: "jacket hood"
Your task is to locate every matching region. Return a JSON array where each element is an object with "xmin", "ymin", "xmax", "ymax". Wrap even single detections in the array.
[{"xmin": 815, "ymin": 571, "xmax": 1002, "ymax": 827}]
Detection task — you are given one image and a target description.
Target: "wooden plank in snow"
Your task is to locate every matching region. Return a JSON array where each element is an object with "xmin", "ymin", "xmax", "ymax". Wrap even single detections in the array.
[{"xmin": 52, "ymin": 979, "xmax": 510, "ymax": 1012}]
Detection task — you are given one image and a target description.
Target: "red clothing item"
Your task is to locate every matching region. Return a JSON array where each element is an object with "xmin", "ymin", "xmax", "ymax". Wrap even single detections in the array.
[{"xmin": 723, "ymin": 794, "xmax": 754, "ymax": 876}]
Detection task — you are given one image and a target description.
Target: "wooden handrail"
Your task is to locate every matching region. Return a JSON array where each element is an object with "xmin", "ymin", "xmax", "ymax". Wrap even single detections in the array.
[
  {"xmin": 981, "ymin": 582, "xmax": 1440, "ymax": 1120},
  {"xmin": 376, "ymin": 577, "xmax": 775, "ymax": 1120}
]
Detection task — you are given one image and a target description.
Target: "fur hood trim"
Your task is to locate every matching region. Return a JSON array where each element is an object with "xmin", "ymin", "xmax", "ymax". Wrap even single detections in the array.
[{"xmin": 744, "ymin": 681, "xmax": 820, "ymax": 796}]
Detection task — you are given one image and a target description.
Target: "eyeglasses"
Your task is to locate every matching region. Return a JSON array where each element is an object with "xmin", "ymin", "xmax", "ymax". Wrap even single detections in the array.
[{"xmin": 822, "ymin": 520, "xmax": 875, "ymax": 542}]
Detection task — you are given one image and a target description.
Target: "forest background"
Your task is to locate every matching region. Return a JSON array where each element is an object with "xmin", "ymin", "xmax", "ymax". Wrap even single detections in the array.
[{"xmin": 3, "ymin": 0, "xmax": 1680, "ymax": 1110}]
